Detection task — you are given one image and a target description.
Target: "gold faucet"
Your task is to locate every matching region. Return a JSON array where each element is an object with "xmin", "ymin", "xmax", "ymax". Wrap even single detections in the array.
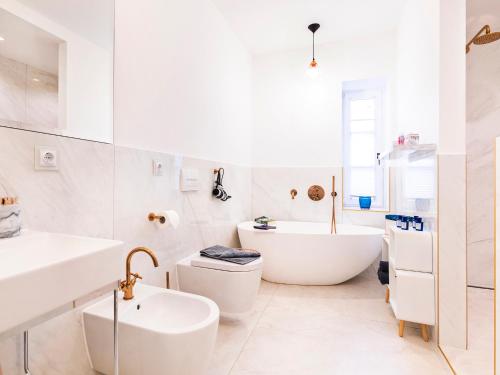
[{"xmin": 120, "ymin": 247, "xmax": 159, "ymax": 300}]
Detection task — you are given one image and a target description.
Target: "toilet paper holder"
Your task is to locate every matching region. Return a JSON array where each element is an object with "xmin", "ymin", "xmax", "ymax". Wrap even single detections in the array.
[{"xmin": 148, "ymin": 212, "xmax": 166, "ymax": 224}]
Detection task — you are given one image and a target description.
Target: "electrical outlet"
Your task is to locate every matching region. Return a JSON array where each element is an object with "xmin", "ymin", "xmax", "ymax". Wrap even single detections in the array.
[
  {"xmin": 35, "ymin": 146, "xmax": 58, "ymax": 170},
  {"xmin": 153, "ymin": 159, "xmax": 164, "ymax": 176}
]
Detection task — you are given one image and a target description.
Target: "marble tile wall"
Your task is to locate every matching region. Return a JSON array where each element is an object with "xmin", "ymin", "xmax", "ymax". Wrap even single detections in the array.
[
  {"xmin": 252, "ymin": 167, "xmax": 343, "ymax": 223},
  {"xmin": 251, "ymin": 167, "xmax": 386, "ymax": 228},
  {"xmin": 0, "ymin": 129, "xmax": 251, "ymax": 374},
  {"xmin": 0, "ymin": 55, "xmax": 59, "ymax": 132},
  {"xmin": 0, "ymin": 132, "xmax": 399, "ymax": 374},
  {"xmin": 0, "ymin": 126, "xmax": 114, "ymax": 375},
  {"xmin": 0, "ymin": 127, "xmax": 114, "ymax": 239},
  {"xmin": 0, "ymin": 56, "xmax": 26, "ymax": 124},
  {"xmin": 437, "ymin": 153, "xmax": 467, "ymax": 350},
  {"xmin": 113, "ymin": 146, "xmax": 252, "ymax": 288},
  {"xmin": 26, "ymin": 66, "xmax": 58, "ymax": 130},
  {"xmin": 496, "ymin": 137, "xmax": 500, "ymax": 369},
  {"xmin": 466, "ymin": 29, "xmax": 500, "ymax": 288}
]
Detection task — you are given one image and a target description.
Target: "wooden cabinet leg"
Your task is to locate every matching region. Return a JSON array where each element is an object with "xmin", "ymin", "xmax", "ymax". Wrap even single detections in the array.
[
  {"xmin": 385, "ymin": 287, "xmax": 390, "ymax": 303},
  {"xmin": 398, "ymin": 320, "xmax": 405, "ymax": 337},
  {"xmin": 421, "ymin": 324, "xmax": 429, "ymax": 342}
]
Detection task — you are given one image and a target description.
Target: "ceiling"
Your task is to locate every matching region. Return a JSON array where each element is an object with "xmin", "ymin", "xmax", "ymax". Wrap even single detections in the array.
[
  {"xmin": 211, "ymin": 0, "xmax": 406, "ymax": 55},
  {"xmin": 0, "ymin": 8, "xmax": 61, "ymax": 74}
]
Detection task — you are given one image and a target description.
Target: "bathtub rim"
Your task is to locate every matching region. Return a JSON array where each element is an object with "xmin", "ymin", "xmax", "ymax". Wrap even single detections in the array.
[{"xmin": 237, "ymin": 221, "xmax": 385, "ymax": 237}]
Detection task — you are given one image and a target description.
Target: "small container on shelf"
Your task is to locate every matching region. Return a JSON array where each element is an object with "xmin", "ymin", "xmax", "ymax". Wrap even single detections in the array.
[
  {"xmin": 358, "ymin": 196, "xmax": 372, "ymax": 210},
  {"xmin": 405, "ymin": 133, "xmax": 420, "ymax": 145},
  {"xmin": 412, "ymin": 216, "xmax": 420, "ymax": 229},
  {"xmin": 414, "ymin": 217, "xmax": 424, "ymax": 231},
  {"xmin": 401, "ymin": 217, "xmax": 410, "ymax": 231}
]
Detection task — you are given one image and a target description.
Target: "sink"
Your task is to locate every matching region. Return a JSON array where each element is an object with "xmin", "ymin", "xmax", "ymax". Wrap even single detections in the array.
[
  {"xmin": 83, "ymin": 283, "xmax": 219, "ymax": 375},
  {"xmin": 0, "ymin": 230, "xmax": 123, "ymax": 338}
]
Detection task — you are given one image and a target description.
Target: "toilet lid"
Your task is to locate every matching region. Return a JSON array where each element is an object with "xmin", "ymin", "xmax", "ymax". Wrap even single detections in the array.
[{"xmin": 190, "ymin": 253, "xmax": 263, "ymax": 272}]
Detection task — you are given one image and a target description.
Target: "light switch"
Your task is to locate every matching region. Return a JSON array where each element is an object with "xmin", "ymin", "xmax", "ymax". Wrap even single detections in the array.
[{"xmin": 180, "ymin": 168, "xmax": 200, "ymax": 191}]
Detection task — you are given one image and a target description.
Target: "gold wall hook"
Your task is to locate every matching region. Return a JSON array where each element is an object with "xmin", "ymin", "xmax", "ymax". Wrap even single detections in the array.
[
  {"xmin": 148, "ymin": 212, "xmax": 166, "ymax": 224},
  {"xmin": 290, "ymin": 189, "xmax": 298, "ymax": 199}
]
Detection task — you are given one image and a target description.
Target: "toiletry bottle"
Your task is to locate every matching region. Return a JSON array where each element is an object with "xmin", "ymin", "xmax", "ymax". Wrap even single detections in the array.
[
  {"xmin": 415, "ymin": 217, "xmax": 423, "ymax": 232},
  {"xmin": 396, "ymin": 215, "xmax": 402, "ymax": 228},
  {"xmin": 401, "ymin": 217, "xmax": 409, "ymax": 231},
  {"xmin": 412, "ymin": 216, "xmax": 419, "ymax": 229}
]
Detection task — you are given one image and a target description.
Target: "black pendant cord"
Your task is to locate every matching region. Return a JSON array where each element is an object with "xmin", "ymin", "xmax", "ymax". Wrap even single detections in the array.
[
  {"xmin": 308, "ymin": 23, "xmax": 320, "ymax": 62},
  {"xmin": 313, "ymin": 32, "xmax": 315, "ymax": 61}
]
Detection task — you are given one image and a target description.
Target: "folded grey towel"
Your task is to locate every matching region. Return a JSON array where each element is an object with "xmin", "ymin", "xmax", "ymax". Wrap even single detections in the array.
[{"xmin": 200, "ymin": 245, "xmax": 261, "ymax": 265}]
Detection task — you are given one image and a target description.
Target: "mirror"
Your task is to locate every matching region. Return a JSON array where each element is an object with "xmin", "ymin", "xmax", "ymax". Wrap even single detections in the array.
[{"xmin": 0, "ymin": 0, "xmax": 114, "ymax": 143}]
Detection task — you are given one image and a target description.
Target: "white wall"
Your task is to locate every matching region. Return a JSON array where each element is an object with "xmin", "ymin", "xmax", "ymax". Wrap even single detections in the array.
[
  {"xmin": 395, "ymin": 0, "xmax": 439, "ymax": 144},
  {"xmin": 252, "ymin": 32, "xmax": 397, "ymax": 167},
  {"xmin": 395, "ymin": 0, "xmax": 467, "ymax": 352},
  {"xmin": 114, "ymin": 0, "xmax": 253, "ymax": 166}
]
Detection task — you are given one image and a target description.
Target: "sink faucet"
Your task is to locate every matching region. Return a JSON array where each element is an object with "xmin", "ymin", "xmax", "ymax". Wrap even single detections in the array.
[{"xmin": 120, "ymin": 247, "xmax": 159, "ymax": 300}]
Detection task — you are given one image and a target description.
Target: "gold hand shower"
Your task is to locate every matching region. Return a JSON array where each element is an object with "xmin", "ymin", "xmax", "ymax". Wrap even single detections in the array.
[{"xmin": 466, "ymin": 25, "xmax": 500, "ymax": 54}]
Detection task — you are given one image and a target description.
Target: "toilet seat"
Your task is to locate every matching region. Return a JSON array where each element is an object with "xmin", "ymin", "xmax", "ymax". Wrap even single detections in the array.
[
  {"xmin": 177, "ymin": 252, "xmax": 263, "ymax": 317},
  {"xmin": 190, "ymin": 253, "xmax": 262, "ymax": 272}
]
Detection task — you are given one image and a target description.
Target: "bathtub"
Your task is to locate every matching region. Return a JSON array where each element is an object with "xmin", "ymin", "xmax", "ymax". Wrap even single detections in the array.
[{"xmin": 237, "ymin": 221, "xmax": 384, "ymax": 285}]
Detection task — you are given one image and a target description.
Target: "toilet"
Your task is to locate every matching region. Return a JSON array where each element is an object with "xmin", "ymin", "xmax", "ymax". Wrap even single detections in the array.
[{"xmin": 176, "ymin": 252, "xmax": 263, "ymax": 317}]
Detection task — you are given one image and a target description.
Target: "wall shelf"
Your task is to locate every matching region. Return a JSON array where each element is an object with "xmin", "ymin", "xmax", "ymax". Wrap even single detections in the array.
[{"xmin": 378, "ymin": 144, "xmax": 437, "ymax": 164}]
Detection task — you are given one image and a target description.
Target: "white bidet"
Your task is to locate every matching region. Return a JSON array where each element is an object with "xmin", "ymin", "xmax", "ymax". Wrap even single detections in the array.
[{"xmin": 83, "ymin": 283, "xmax": 219, "ymax": 375}]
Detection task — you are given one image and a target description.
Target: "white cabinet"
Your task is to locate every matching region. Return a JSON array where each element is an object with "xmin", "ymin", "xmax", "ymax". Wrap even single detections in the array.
[{"xmin": 388, "ymin": 227, "xmax": 435, "ymax": 341}]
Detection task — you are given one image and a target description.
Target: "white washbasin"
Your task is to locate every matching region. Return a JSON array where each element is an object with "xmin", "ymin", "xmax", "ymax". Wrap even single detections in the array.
[
  {"xmin": 0, "ymin": 230, "xmax": 123, "ymax": 337},
  {"xmin": 83, "ymin": 283, "xmax": 219, "ymax": 375}
]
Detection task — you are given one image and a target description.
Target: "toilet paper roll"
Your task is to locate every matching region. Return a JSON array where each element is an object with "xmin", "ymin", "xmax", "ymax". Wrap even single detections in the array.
[{"xmin": 158, "ymin": 210, "xmax": 180, "ymax": 229}]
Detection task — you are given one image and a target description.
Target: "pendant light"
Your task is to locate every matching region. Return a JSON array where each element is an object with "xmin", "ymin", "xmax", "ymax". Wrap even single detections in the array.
[{"xmin": 307, "ymin": 23, "xmax": 320, "ymax": 78}]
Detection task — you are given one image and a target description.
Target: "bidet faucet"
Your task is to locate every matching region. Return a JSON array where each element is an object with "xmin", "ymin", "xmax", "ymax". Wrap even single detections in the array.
[{"xmin": 120, "ymin": 247, "xmax": 159, "ymax": 300}]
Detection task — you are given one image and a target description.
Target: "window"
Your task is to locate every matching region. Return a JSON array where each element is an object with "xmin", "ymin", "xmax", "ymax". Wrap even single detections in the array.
[{"xmin": 342, "ymin": 80, "xmax": 388, "ymax": 210}]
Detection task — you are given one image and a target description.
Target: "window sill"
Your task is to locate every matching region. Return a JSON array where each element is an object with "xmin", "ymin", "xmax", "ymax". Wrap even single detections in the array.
[{"xmin": 342, "ymin": 207, "xmax": 390, "ymax": 213}]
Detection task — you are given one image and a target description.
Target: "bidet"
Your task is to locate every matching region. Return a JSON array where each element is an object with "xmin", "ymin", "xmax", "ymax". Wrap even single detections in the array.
[{"xmin": 83, "ymin": 283, "xmax": 219, "ymax": 375}]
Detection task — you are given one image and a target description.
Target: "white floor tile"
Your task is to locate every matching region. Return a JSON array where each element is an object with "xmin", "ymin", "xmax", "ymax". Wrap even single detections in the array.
[{"xmin": 208, "ymin": 271, "xmax": 452, "ymax": 375}]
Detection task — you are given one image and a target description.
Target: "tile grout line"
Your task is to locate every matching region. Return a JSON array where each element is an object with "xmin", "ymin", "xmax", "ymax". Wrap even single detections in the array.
[{"xmin": 227, "ymin": 284, "xmax": 280, "ymax": 375}]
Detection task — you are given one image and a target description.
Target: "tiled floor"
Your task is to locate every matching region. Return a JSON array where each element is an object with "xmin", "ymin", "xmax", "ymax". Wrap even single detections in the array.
[
  {"xmin": 441, "ymin": 287, "xmax": 494, "ymax": 375},
  {"xmin": 208, "ymin": 269, "xmax": 451, "ymax": 375}
]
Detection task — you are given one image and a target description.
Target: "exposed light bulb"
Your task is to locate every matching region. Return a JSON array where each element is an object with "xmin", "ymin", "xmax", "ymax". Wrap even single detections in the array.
[
  {"xmin": 306, "ymin": 59, "xmax": 319, "ymax": 78},
  {"xmin": 0, "ymin": 36, "xmax": 5, "ymax": 42}
]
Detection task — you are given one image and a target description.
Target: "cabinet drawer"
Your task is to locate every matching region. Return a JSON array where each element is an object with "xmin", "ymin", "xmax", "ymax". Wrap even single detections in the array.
[
  {"xmin": 395, "ymin": 270, "xmax": 435, "ymax": 325},
  {"xmin": 391, "ymin": 228, "xmax": 433, "ymax": 272}
]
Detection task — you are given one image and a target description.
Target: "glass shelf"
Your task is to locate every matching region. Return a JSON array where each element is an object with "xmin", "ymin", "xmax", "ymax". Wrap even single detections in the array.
[{"xmin": 378, "ymin": 144, "xmax": 437, "ymax": 164}]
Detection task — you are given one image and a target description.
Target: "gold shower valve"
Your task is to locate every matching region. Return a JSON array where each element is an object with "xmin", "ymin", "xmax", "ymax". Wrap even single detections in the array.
[
  {"xmin": 308, "ymin": 185, "xmax": 325, "ymax": 201},
  {"xmin": 290, "ymin": 189, "xmax": 298, "ymax": 199}
]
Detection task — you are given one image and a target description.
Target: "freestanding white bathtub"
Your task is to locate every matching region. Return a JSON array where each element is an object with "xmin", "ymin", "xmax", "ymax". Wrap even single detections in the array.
[{"xmin": 237, "ymin": 221, "xmax": 384, "ymax": 285}]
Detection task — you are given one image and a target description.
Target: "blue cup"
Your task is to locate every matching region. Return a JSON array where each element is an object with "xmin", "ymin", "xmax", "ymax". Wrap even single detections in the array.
[{"xmin": 359, "ymin": 196, "xmax": 372, "ymax": 209}]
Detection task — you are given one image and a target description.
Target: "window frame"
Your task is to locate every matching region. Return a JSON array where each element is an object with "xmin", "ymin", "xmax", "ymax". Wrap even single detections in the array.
[{"xmin": 342, "ymin": 81, "xmax": 388, "ymax": 210}]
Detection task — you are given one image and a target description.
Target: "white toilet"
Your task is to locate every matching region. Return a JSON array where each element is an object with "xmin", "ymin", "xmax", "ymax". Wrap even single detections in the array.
[{"xmin": 176, "ymin": 252, "xmax": 263, "ymax": 317}]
